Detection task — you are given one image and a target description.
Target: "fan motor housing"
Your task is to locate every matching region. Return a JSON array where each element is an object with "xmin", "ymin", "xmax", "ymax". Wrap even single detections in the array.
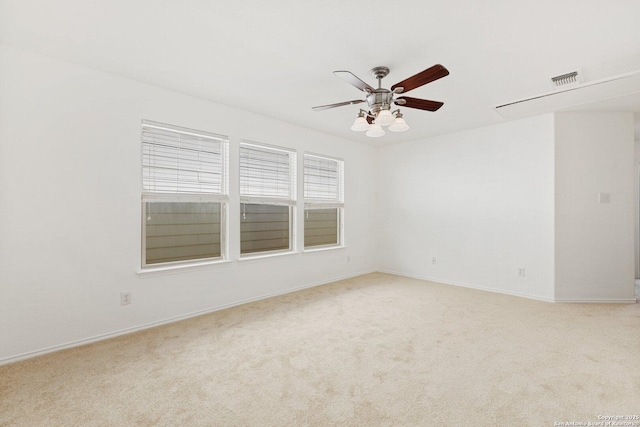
[{"xmin": 366, "ymin": 89, "xmax": 393, "ymax": 114}]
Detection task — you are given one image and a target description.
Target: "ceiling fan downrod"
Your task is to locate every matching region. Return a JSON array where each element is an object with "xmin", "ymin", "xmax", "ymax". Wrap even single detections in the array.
[{"xmin": 370, "ymin": 66, "xmax": 389, "ymax": 90}]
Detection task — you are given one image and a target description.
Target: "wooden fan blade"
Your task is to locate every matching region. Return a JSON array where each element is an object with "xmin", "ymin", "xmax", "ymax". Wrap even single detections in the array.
[
  {"xmin": 333, "ymin": 71, "xmax": 375, "ymax": 93},
  {"xmin": 366, "ymin": 113, "xmax": 374, "ymax": 124},
  {"xmin": 312, "ymin": 99, "xmax": 365, "ymax": 111},
  {"xmin": 391, "ymin": 64, "xmax": 449, "ymax": 94},
  {"xmin": 395, "ymin": 96, "xmax": 444, "ymax": 111}
]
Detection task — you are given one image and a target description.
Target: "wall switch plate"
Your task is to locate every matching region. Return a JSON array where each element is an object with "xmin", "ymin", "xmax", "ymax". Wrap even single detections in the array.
[
  {"xmin": 431, "ymin": 257, "xmax": 437, "ymax": 265},
  {"xmin": 599, "ymin": 193, "xmax": 610, "ymax": 203},
  {"xmin": 121, "ymin": 291, "xmax": 132, "ymax": 305}
]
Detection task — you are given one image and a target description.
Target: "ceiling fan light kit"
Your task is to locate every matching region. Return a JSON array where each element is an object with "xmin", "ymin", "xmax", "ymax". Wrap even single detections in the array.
[{"xmin": 313, "ymin": 64, "xmax": 449, "ymax": 138}]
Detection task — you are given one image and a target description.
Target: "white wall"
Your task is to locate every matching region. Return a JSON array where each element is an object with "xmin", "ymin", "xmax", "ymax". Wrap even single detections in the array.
[
  {"xmin": 0, "ymin": 45, "xmax": 378, "ymax": 363},
  {"xmin": 377, "ymin": 115, "xmax": 556, "ymax": 301},
  {"xmin": 554, "ymin": 112, "xmax": 635, "ymax": 301}
]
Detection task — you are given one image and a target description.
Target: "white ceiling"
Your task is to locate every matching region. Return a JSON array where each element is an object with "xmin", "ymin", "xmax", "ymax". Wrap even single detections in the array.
[{"xmin": 1, "ymin": 0, "xmax": 640, "ymax": 146}]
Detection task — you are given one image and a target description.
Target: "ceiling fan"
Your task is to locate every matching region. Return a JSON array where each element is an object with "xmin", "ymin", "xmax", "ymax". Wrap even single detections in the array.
[{"xmin": 312, "ymin": 64, "xmax": 449, "ymax": 137}]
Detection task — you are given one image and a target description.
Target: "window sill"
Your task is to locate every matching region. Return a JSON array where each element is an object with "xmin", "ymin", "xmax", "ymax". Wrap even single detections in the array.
[
  {"xmin": 138, "ymin": 259, "xmax": 233, "ymax": 278},
  {"xmin": 303, "ymin": 245, "xmax": 347, "ymax": 253},
  {"xmin": 238, "ymin": 250, "xmax": 300, "ymax": 263},
  {"xmin": 136, "ymin": 246, "xmax": 347, "ymax": 276}
]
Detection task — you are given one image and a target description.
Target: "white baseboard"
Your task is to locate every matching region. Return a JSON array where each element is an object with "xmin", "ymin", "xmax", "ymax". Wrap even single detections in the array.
[
  {"xmin": 379, "ymin": 269, "xmax": 639, "ymax": 304},
  {"xmin": 553, "ymin": 298, "xmax": 637, "ymax": 303},
  {"xmin": 377, "ymin": 269, "xmax": 557, "ymax": 303},
  {"xmin": 0, "ymin": 269, "xmax": 376, "ymax": 367}
]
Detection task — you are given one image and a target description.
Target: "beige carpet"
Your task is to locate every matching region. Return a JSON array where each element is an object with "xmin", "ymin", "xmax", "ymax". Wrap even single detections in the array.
[{"xmin": 1, "ymin": 273, "xmax": 639, "ymax": 426}]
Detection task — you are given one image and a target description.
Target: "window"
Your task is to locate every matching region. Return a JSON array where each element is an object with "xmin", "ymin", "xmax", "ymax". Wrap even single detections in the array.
[
  {"xmin": 239, "ymin": 141, "xmax": 296, "ymax": 255},
  {"xmin": 141, "ymin": 120, "xmax": 228, "ymax": 267},
  {"xmin": 303, "ymin": 153, "xmax": 344, "ymax": 249}
]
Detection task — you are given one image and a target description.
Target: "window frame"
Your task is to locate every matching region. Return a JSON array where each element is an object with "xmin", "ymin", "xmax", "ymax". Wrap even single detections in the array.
[
  {"xmin": 303, "ymin": 152, "xmax": 344, "ymax": 250},
  {"xmin": 140, "ymin": 120, "xmax": 229, "ymax": 269},
  {"xmin": 239, "ymin": 140, "xmax": 297, "ymax": 257}
]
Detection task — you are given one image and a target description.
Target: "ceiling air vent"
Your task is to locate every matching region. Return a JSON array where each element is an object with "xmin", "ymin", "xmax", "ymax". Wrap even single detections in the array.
[{"xmin": 550, "ymin": 70, "xmax": 582, "ymax": 88}]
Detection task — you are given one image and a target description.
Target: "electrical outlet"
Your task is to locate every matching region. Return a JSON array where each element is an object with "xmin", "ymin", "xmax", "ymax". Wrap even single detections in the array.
[
  {"xmin": 346, "ymin": 255, "xmax": 350, "ymax": 263},
  {"xmin": 518, "ymin": 268, "xmax": 526, "ymax": 277},
  {"xmin": 121, "ymin": 291, "xmax": 132, "ymax": 305},
  {"xmin": 431, "ymin": 257, "xmax": 437, "ymax": 265}
]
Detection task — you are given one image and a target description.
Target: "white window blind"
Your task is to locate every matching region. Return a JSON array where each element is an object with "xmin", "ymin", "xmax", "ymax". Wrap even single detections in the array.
[
  {"xmin": 240, "ymin": 142, "xmax": 296, "ymax": 202},
  {"xmin": 142, "ymin": 120, "xmax": 227, "ymax": 195},
  {"xmin": 304, "ymin": 154, "xmax": 343, "ymax": 202}
]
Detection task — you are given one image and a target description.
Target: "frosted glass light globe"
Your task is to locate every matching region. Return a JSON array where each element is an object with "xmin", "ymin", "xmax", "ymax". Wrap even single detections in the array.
[
  {"xmin": 389, "ymin": 116, "xmax": 409, "ymax": 132},
  {"xmin": 376, "ymin": 109, "xmax": 394, "ymax": 126},
  {"xmin": 365, "ymin": 123, "xmax": 385, "ymax": 137},
  {"xmin": 350, "ymin": 116, "xmax": 370, "ymax": 131}
]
